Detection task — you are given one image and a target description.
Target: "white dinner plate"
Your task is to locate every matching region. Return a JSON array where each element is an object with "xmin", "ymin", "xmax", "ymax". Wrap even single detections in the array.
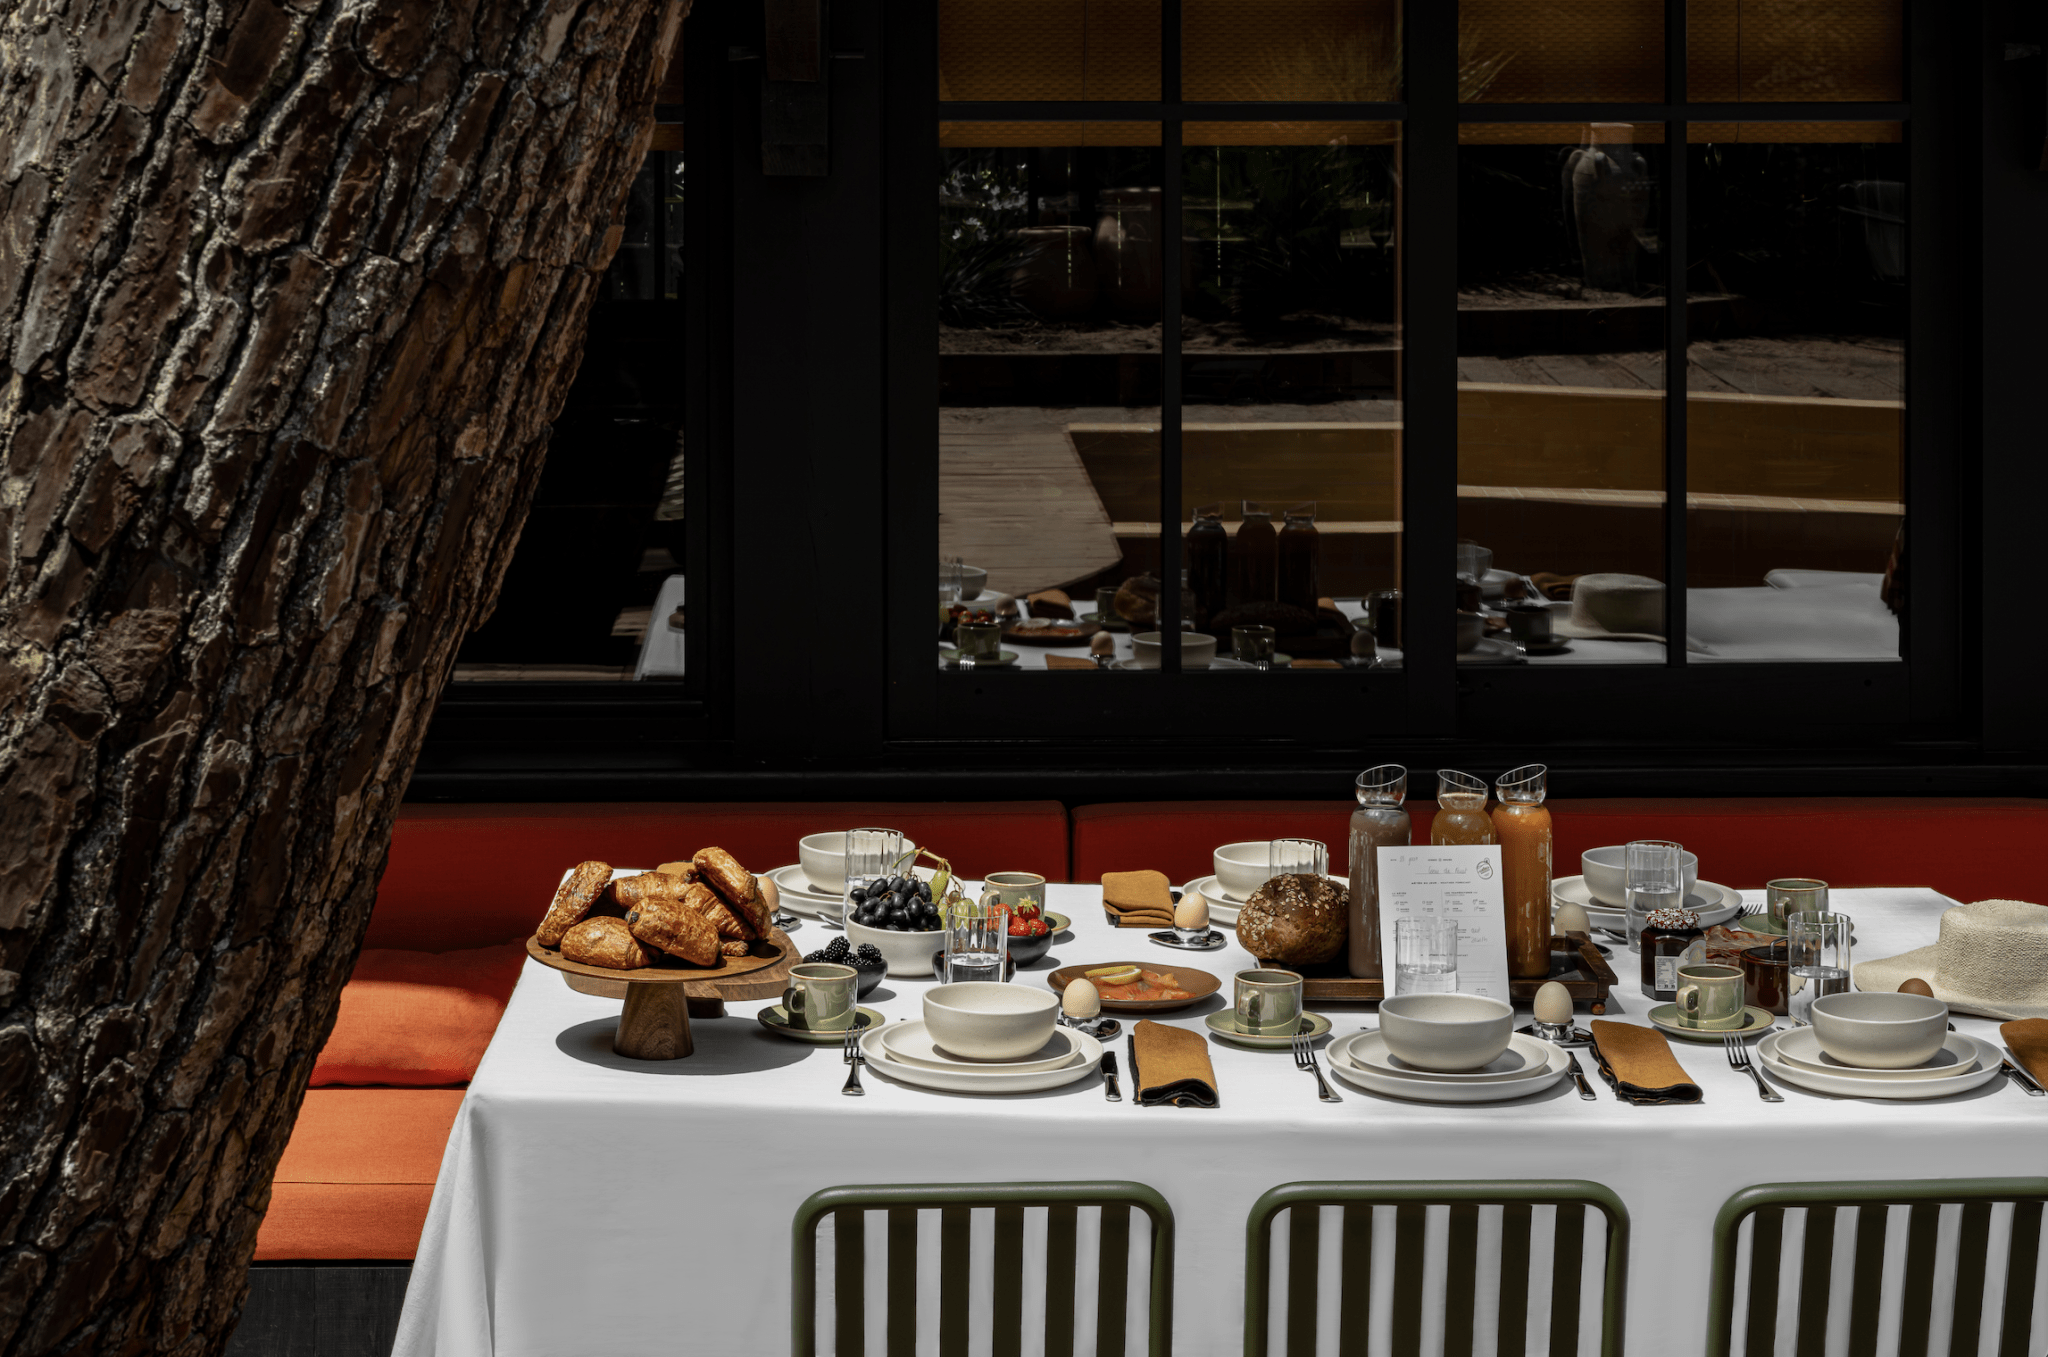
[
  {"xmin": 1756, "ymin": 1031, "xmax": 2002, "ymax": 1100},
  {"xmin": 1180, "ymin": 876, "xmax": 1240, "ymax": 927},
  {"xmin": 859, "ymin": 1025, "xmax": 1101, "ymax": 1094},
  {"xmin": 1347, "ymin": 1032, "xmax": 1560, "ymax": 1084},
  {"xmin": 1552, "ymin": 875, "xmax": 1744, "ymax": 929},
  {"xmin": 1769, "ymin": 1027, "xmax": 1983, "ymax": 1082},
  {"xmin": 769, "ymin": 863, "xmax": 941, "ymax": 917},
  {"xmin": 1326, "ymin": 1032, "xmax": 1567, "ymax": 1103},
  {"xmin": 1110, "ymin": 657, "xmax": 1258, "ymax": 672},
  {"xmin": 880, "ymin": 1021, "xmax": 1087, "ymax": 1075}
]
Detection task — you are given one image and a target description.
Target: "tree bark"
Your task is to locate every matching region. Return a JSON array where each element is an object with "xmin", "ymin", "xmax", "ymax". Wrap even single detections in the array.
[{"xmin": 0, "ymin": 0, "xmax": 684, "ymax": 1350}]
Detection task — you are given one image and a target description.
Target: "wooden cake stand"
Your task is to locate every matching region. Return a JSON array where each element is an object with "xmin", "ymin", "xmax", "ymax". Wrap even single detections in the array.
[{"xmin": 525, "ymin": 929, "xmax": 798, "ymax": 1060}]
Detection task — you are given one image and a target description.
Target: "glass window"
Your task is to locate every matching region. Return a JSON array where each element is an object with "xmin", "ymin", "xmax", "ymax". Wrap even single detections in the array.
[
  {"xmin": 1688, "ymin": 0, "xmax": 1903, "ymax": 103},
  {"xmin": 939, "ymin": 0, "xmax": 1160, "ymax": 101},
  {"xmin": 1459, "ymin": 0, "xmax": 1664, "ymax": 103},
  {"xmin": 1183, "ymin": 0, "xmax": 1401, "ymax": 102}
]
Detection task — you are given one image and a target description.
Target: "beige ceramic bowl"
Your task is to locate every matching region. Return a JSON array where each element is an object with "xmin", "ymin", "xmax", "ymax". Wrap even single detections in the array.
[
  {"xmin": 1377, "ymin": 993, "xmax": 1515, "ymax": 1072},
  {"xmin": 845, "ymin": 916, "xmax": 943, "ymax": 977},
  {"xmin": 1131, "ymin": 631, "xmax": 1217, "ymax": 669},
  {"xmin": 1580, "ymin": 845, "xmax": 1700, "ymax": 907},
  {"xmin": 1212, "ymin": 842, "xmax": 1273, "ymax": 902},
  {"xmin": 1809, "ymin": 991, "xmax": 1948, "ymax": 1069},
  {"xmin": 923, "ymin": 982, "xmax": 1060, "ymax": 1061},
  {"xmin": 798, "ymin": 832, "xmax": 916, "ymax": 896}
]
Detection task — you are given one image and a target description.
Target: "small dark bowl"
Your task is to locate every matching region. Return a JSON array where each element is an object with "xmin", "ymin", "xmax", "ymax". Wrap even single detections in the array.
[
  {"xmin": 851, "ymin": 960, "xmax": 887, "ymax": 998},
  {"xmin": 1006, "ymin": 928, "xmax": 1056, "ymax": 966}
]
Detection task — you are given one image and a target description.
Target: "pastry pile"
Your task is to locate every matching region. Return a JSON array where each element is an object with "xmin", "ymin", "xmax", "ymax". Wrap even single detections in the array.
[{"xmin": 536, "ymin": 849, "xmax": 774, "ymax": 969}]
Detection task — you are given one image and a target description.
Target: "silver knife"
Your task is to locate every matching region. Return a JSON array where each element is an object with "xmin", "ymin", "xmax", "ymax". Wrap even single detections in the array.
[
  {"xmin": 1565, "ymin": 1050, "xmax": 1598, "ymax": 1101},
  {"xmin": 1102, "ymin": 1051, "xmax": 1123, "ymax": 1102},
  {"xmin": 2003, "ymin": 1060, "xmax": 2046, "ymax": 1097}
]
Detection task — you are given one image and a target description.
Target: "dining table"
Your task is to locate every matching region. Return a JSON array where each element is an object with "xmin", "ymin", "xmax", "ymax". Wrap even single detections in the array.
[{"xmin": 391, "ymin": 882, "xmax": 2041, "ymax": 1357}]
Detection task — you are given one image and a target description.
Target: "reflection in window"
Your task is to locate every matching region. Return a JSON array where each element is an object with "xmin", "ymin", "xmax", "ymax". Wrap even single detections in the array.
[
  {"xmin": 939, "ymin": 0, "xmax": 1160, "ymax": 101},
  {"xmin": 1458, "ymin": 0, "xmax": 1662, "ymax": 103},
  {"xmin": 1684, "ymin": 125, "xmax": 1903, "ymax": 661},
  {"xmin": 1688, "ymin": 0, "xmax": 1903, "ymax": 103},
  {"xmin": 1456, "ymin": 124, "xmax": 1667, "ymax": 666},
  {"xmin": 1183, "ymin": 0, "xmax": 1400, "ymax": 102}
]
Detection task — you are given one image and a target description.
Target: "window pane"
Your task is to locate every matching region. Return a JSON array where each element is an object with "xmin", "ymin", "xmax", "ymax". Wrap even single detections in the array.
[
  {"xmin": 1457, "ymin": 123, "xmax": 1667, "ymax": 666},
  {"xmin": 451, "ymin": 146, "xmax": 686, "ymax": 681},
  {"xmin": 936, "ymin": 127, "xmax": 1163, "ymax": 673},
  {"xmin": 1182, "ymin": 0, "xmax": 1400, "ymax": 102},
  {"xmin": 1177, "ymin": 124, "xmax": 1400, "ymax": 671},
  {"xmin": 1684, "ymin": 123, "xmax": 1903, "ymax": 662},
  {"xmin": 1459, "ymin": 0, "xmax": 1663, "ymax": 103},
  {"xmin": 1688, "ymin": 0, "xmax": 1902, "ymax": 103},
  {"xmin": 939, "ymin": 0, "xmax": 1160, "ymax": 101}
]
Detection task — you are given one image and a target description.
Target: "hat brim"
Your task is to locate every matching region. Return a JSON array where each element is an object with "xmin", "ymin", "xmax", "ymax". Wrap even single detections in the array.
[
  {"xmin": 1549, "ymin": 619, "xmax": 1666, "ymax": 642},
  {"xmin": 1854, "ymin": 946, "xmax": 2048, "ymax": 1021}
]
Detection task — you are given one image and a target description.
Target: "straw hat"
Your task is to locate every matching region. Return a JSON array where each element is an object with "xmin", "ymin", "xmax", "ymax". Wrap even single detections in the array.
[
  {"xmin": 1852, "ymin": 900, "xmax": 2048, "ymax": 1020},
  {"xmin": 1549, "ymin": 573, "xmax": 1665, "ymax": 642}
]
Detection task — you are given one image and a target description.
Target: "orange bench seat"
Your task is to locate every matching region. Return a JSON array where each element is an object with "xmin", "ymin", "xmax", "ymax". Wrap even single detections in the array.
[{"xmin": 255, "ymin": 1088, "xmax": 464, "ymax": 1261}]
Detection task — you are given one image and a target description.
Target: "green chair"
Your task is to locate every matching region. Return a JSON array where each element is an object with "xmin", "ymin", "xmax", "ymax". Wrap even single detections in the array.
[
  {"xmin": 1243, "ymin": 1180, "xmax": 1630, "ymax": 1357},
  {"xmin": 791, "ymin": 1180, "xmax": 1176, "ymax": 1357},
  {"xmin": 1706, "ymin": 1177, "xmax": 2048, "ymax": 1357}
]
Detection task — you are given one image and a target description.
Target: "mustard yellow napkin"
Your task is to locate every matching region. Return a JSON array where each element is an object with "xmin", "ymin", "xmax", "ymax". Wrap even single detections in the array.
[
  {"xmin": 2001, "ymin": 1019, "xmax": 2048, "ymax": 1087},
  {"xmin": 1046, "ymin": 655, "xmax": 1099, "ymax": 670},
  {"xmin": 1589, "ymin": 1020, "xmax": 1703, "ymax": 1104},
  {"xmin": 1130, "ymin": 1021, "xmax": 1219, "ymax": 1107},
  {"xmin": 1103, "ymin": 870, "xmax": 1176, "ymax": 927}
]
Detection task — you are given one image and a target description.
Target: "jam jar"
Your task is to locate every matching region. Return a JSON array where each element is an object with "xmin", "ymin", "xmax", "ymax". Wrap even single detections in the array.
[{"xmin": 1640, "ymin": 906, "xmax": 1705, "ymax": 1000}]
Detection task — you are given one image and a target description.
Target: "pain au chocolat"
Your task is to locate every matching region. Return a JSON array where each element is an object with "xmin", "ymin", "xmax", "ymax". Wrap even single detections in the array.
[
  {"xmin": 538, "ymin": 861, "xmax": 614, "ymax": 946},
  {"xmin": 692, "ymin": 847, "xmax": 754, "ymax": 907},
  {"xmin": 623, "ymin": 892, "xmax": 720, "ymax": 966},
  {"xmin": 561, "ymin": 917, "xmax": 653, "ymax": 970},
  {"xmin": 680, "ymin": 881, "xmax": 753, "ymax": 941}
]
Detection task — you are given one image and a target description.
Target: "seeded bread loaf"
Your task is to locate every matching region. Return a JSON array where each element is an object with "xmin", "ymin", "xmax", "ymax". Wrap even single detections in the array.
[{"xmin": 1236, "ymin": 873, "xmax": 1348, "ymax": 966}]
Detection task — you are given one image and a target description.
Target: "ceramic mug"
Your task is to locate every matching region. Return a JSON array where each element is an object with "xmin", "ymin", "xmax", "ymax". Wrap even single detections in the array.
[
  {"xmin": 1674, "ymin": 963, "xmax": 1747, "ymax": 1030},
  {"xmin": 983, "ymin": 872, "xmax": 1046, "ymax": 912},
  {"xmin": 783, "ymin": 963, "xmax": 858, "ymax": 1032},
  {"xmin": 1235, "ymin": 969, "xmax": 1304, "ymax": 1036},
  {"xmin": 1741, "ymin": 942, "xmax": 1791, "ymax": 1016},
  {"xmin": 1766, "ymin": 879, "xmax": 1828, "ymax": 929}
]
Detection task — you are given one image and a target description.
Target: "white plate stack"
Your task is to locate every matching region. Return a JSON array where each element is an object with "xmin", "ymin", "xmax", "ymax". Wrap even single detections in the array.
[
  {"xmin": 1550, "ymin": 875, "xmax": 1746, "ymax": 931},
  {"xmin": 1325, "ymin": 1032, "xmax": 1568, "ymax": 1103},
  {"xmin": 859, "ymin": 1022, "xmax": 1102, "ymax": 1094},
  {"xmin": 1756, "ymin": 1028, "xmax": 2005, "ymax": 1100}
]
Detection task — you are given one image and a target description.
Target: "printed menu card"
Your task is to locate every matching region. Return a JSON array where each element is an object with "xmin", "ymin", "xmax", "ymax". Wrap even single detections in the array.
[{"xmin": 1376, "ymin": 845, "xmax": 1512, "ymax": 1001}]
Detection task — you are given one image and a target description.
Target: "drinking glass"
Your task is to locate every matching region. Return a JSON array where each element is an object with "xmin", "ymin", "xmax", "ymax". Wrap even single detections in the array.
[
  {"xmin": 1788, "ymin": 911, "xmax": 1853, "ymax": 1025},
  {"xmin": 1094, "ymin": 586, "xmax": 1120, "ymax": 625},
  {"xmin": 1231, "ymin": 625, "xmax": 1276, "ymax": 671},
  {"xmin": 1766, "ymin": 879, "xmax": 1828, "ymax": 929},
  {"xmin": 1268, "ymin": 838, "xmax": 1328, "ymax": 883},
  {"xmin": 939, "ymin": 558, "xmax": 963, "ymax": 605},
  {"xmin": 841, "ymin": 828, "xmax": 906, "ymax": 930},
  {"xmin": 953, "ymin": 619, "xmax": 1000, "ymax": 668},
  {"xmin": 1394, "ymin": 917, "xmax": 1459, "ymax": 994},
  {"xmin": 942, "ymin": 896, "xmax": 1009, "ymax": 984},
  {"xmin": 1624, "ymin": 839, "xmax": 1684, "ymax": 954}
]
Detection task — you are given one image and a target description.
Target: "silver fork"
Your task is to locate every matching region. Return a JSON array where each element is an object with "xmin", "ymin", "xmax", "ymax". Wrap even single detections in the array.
[
  {"xmin": 1293, "ymin": 1034, "xmax": 1341, "ymax": 1103},
  {"xmin": 1724, "ymin": 1034, "xmax": 1781, "ymax": 1102},
  {"xmin": 841, "ymin": 1029, "xmax": 866, "ymax": 1096}
]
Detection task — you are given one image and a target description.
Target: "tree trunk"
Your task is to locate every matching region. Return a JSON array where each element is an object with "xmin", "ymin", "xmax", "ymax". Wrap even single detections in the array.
[{"xmin": 0, "ymin": 0, "xmax": 685, "ymax": 1349}]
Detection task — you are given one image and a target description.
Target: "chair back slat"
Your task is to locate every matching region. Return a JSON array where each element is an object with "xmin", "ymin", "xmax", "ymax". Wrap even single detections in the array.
[
  {"xmin": 1705, "ymin": 1178, "xmax": 2048, "ymax": 1357},
  {"xmin": 792, "ymin": 1182, "xmax": 1175, "ymax": 1357},
  {"xmin": 1243, "ymin": 1181, "xmax": 1629, "ymax": 1357},
  {"xmin": 1442, "ymin": 1202, "xmax": 1481, "ymax": 1357},
  {"xmin": 1285, "ymin": 1206, "xmax": 1320, "ymax": 1357},
  {"xmin": 2000, "ymin": 1200, "xmax": 2043, "ymax": 1357},
  {"xmin": 1337, "ymin": 1203, "xmax": 1373, "ymax": 1357},
  {"xmin": 1496, "ymin": 1201, "xmax": 1533, "ymax": 1357}
]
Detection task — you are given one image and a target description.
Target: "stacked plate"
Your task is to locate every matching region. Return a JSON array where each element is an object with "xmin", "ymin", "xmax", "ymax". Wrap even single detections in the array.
[
  {"xmin": 765, "ymin": 863, "xmax": 942, "ymax": 921},
  {"xmin": 1756, "ymin": 1028, "xmax": 2004, "ymax": 1100},
  {"xmin": 1325, "ymin": 1031, "xmax": 1568, "ymax": 1103},
  {"xmin": 1551, "ymin": 874, "xmax": 1745, "ymax": 932},
  {"xmin": 1178, "ymin": 876, "xmax": 1242, "ymax": 927},
  {"xmin": 859, "ymin": 1022, "xmax": 1102, "ymax": 1094}
]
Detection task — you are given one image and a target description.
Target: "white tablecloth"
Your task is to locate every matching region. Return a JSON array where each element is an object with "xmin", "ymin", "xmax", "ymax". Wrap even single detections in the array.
[{"xmin": 393, "ymin": 886, "xmax": 2041, "ymax": 1357}]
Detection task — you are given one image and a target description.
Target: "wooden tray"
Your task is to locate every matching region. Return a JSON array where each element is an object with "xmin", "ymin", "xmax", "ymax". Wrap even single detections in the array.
[
  {"xmin": 1272, "ymin": 933, "xmax": 1618, "ymax": 1014},
  {"xmin": 1045, "ymin": 962, "xmax": 1222, "ymax": 1012},
  {"xmin": 1004, "ymin": 621, "xmax": 1102, "ymax": 647},
  {"xmin": 527, "ymin": 929, "xmax": 799, "ymax": 1059}
]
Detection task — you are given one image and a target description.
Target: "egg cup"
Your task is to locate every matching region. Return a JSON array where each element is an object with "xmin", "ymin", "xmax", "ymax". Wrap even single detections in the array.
[
  {"xmin": 1148, "ymin": 928, "xmax": 1227, "ymax": 952},
  {"xmin": 1058, "ymin": 1013, "xmax": 1123, "ymax": 1039}
]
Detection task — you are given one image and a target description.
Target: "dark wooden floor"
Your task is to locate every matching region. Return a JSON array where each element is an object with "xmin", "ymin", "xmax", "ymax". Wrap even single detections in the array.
[{"xmin": 225, "ymin": 1266, "xmax": 410, "ymax": 1357}]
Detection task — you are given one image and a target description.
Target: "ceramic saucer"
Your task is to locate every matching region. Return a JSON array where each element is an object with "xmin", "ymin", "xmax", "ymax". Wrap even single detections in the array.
[
  {"xmin": 1179, "ymin": 876, "xmax": 1241, "ymax": 927},
  {"xmin": 1552, "ymin": 875, "xmax": 1744, "ymax": 929},
  {"xmin": 1326, "ymin": 1032, "xmax": 1567, "ymax": 1102},
  {"xmin": 1757, "ymin": 1030, "xmax": 2003, "ymax": 1100},
  {"xmin": 1044, "ymin": 911, "xmax": 1072, "ymax": 934},
  {"xmin": 939, "ymin": 648, "xmax": 1018, "ymax": 667},
  {"xmin": 1203, "ymin": 1011, "xmax": 1333, "ymax": 1048},
  {"xmin": 881, "ymin": 1021, "xmax": 1086, "ymax": 1075},
  {"xmin": 1770, "ymin": 1027, "xmax": 1982, "ymax": 1081},
  {"xmin": 1348, "ymin": 1031, "xmax": 1561, "ymax": 1084},
  {"xmin": 1646, "ymin": 1004, "xmax": 1777, "ymax": 1041},
  {"xmin": 756, "ymin": 1006, "xmax": 883, "ymax": 1043},
  {"xmin": 1149, "ymin": 928, "xmax": 1227, "ymax": 951}
]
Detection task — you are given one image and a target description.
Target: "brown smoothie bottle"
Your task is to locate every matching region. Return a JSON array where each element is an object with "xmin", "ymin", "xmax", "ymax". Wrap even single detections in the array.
[
  {"xmin": 1346, "ymin": 764, "xmax": 1411, "ymax": 978},
  {"xmin": 1492, "ymin": 763, "xmax": 1554, "ymax": 980}
]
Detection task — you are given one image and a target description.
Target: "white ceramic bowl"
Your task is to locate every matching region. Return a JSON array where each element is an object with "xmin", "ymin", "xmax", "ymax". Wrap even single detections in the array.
[
  {"xmin": 1377, "ymin": 993, "xmax": 1515, "ymax": 1072},
  {"xmin": 1809, "ymin": 991, "xmax": 1949, "ymax": 1070},
  {"xmin": 924, "ymin": 982, "xmax": 1060, "ymax": 1060},
  {"xmin": 1212, "ymin": 842, "xmax": 1273, "ymax": 902},
  {"xmin": 797, "ymin": 832, "xmax": 917, "ymax": 896},
  {"xmin": 1130, "ymin": 631, "xmax": 1217, "ymax": 670},
  {"xmin": 845, "ymin": 916, "xmax": 945, "ymax": 977},
  {"xmin": 942, "ymin": 565, "xmax": 990, "ymax": 601},
  {"xmin": 1580, "ymin": 845, "xmax": 1700, "ymax": 907}
]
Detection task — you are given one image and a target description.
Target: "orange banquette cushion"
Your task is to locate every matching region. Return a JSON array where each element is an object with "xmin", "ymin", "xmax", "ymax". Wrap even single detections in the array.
[
  {"xmin": 1070, "ymin": 796, "xmax": 2048, "ymax": 903},
  {"xmin": 257, "ymin": 1089, "xmax": 466, "ymax": 1261}
]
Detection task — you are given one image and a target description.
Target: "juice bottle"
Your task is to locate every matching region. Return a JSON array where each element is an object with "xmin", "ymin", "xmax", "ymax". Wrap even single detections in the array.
[
  {"xmin": 1346, "ymin": 764, "xmax": 1410, "ymax": 978},
  {"xmin": 1492, "ymin": 763, "xmax": 1553, "ymax": 979},
  {"xmin": 1431, "ymin": 769, "xmax": 1496, "ymax": 845}
]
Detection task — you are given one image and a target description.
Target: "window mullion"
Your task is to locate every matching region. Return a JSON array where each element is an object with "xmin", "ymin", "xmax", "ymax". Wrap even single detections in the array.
[
  {"xmin": 1159, "ymin": 0, "xmax": 1184, "ymax": 673},
  {"xmin": 1664, "ymin": 0, "xmax": 1689, "ymax": 667}
]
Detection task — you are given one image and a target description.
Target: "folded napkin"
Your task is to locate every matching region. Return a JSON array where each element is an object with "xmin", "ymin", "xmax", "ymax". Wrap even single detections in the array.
[
  {"xmin": 1046, "ymin": 655, "xmax": 1099, "ymax": 670},
  {"xmin": 1588, "ymin": 1020, "xmax": 1703, "ymax": 1104},
  {"xmin": 2001, "ymin": 1019, "xmax": 2048, "ymax": 1086},
  {"xmin": 1292, "ymin": 658, "xmax": 1341, "ymax": 669},
  {"xmin": 1103, "ymin": 869, "xmax": 1176, "ymax": 927},
  {"xmin": 1130, "ymin": 1021, "xmax": 1219, "ymax": 1107}
]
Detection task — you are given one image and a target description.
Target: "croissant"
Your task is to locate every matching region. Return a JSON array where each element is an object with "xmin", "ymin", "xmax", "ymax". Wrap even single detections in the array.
[
  {"xmin": 733, "ymin": 880, "xmax": 773, "ymax": 939},
  {"xmin": 719, "ymin": 940, "xmax": 751, "ymax": 957},
  {"xmin": 682, "ymin": 881, "xmax": 753, "ymax": 941},
  {"xmin": 692, "ymin": 847, "xmax": 755, "ymax": 911},
  {"xmin": 539, "ymin": 861, "xmax": 614, "ymax": 946},
  {"xmin": 625, "ymin": 894, "xmax": 720, "ymax": 966},
  {"xmin": 613, "ymin": 872, "xmax": 691, "ymax": 913},
  {"xmin": 560, "ymin": 917, "xmax": 651, "ymax": 970},
  {"xmin": 654, "ymin": 861, "xmax": 701, "ymax": 881}
]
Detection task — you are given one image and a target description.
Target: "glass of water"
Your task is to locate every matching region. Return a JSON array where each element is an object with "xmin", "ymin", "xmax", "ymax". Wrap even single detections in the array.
[
  {"xmin": 1788, "ymin": 910, "xmax": 1853, "ymax": 1024},
  {"xmin": 1268, "ymin": 837, "xmax": 1329, "ymax": 883},
  {"xmin": 840, "ymin": 828, "xmax": 905, "ymax": 930},
  {"xmin": 1394, "ymin": 917, "xmax": 1459, "ymax": 994},
  {"xmin": 941, "ymin": 895, "xmax": 1009, "ymax": 984},
  {"xmin": 1624, "ymin": 840, "xmax": 1684, "ymax": 954}
]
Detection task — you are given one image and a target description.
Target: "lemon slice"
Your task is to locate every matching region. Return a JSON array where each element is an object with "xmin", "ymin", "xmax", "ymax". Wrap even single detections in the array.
[{"xmin": 1085, "ymin": 965, "xmax": 1141, "ymax": 985}]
